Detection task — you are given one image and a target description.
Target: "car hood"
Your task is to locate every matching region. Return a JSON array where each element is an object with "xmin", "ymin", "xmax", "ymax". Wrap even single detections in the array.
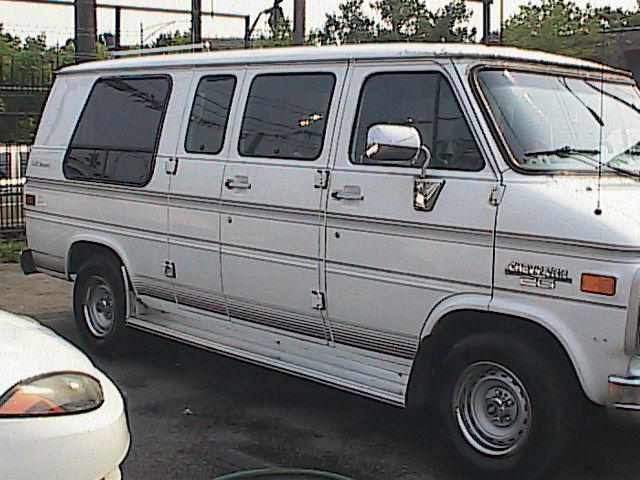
[
  {"xmin": 499, "ymin": 173, "xmax": 640, "ymax": 252},
  {"xmin": 0, "ymin": 311, "xmax": 96, "ymax": 395}
]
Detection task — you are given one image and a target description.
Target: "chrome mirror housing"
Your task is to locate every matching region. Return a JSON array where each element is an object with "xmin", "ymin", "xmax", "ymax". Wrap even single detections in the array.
[{"xmin": 364, "ymin": 124, "xmax": 431, "ymax": 176}]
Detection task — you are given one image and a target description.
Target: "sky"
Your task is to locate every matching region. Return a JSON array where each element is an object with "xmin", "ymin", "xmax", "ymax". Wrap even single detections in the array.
[{"xmin": 0, "ymin": 0, "xmax": 638, "ymax": 46}]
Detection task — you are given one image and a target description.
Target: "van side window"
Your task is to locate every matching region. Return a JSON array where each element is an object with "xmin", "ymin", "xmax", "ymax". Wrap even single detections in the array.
[
  {"xmin": 185, "ymin": 75, "xmax": 236, "ymax": 155},
  {"xmin": 63, "ymin": 75, "xmax": 171, "ymax": 186},
  {"xmin": 351, "ymin": 72, "xmax": 484, "ymax": 171},
  {"xmin": 238, "ymin": 73, "xmax": 336, "ymax": 160}
]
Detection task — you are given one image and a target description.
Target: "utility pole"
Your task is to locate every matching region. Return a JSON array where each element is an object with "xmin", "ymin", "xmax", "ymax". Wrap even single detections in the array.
[
  {"xmin": 192, "ymin": 0, "xmax": 202, "ymax": 44},
  {"xmin": 140, "ymin": 23, "xmax": 144, "ymax": 49},
  {"xmin": 482, "ymin": 0, "xmax": 493, "ymax": 45},
  {"xmin": 292, "ymin": 0, "xmax": 305, "ymax": 46},
  {"xmin": 499, "ymin": 0, "xmax": 504, "ymax": 45},
  {"xmin": 114, "ymin": 7, "xmax": 122, "ymax": 50},
  {"xmin": 74, "ymin": 0, "xmax": 97, "ymax": 62}
]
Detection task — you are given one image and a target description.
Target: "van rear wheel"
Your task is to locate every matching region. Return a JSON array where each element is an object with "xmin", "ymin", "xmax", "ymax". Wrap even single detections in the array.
[
  {"xmin": 435, "ymin": 332, "xmax": 577, "ymax": 479},
  {"xmin": 73, "ymin": 257, "xmax": 128, "ymax": 355}
]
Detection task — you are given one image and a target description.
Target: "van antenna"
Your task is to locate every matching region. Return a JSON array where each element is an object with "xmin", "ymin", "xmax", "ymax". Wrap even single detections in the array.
[{"xmin": 595, "ymin": 17, "xmax": 609, "ymax": 217}]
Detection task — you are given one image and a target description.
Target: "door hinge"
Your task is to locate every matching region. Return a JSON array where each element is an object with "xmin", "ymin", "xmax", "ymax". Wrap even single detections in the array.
[
  {"xmin": 311, "ymin": 290, "xmax": 326, "ymax": 311},
  {"xmin": 164, "ymin": 261, "xmax": 176, "ymax": 278},
  {"xmin": 165, "ymin": 157, "xmax": 179, "ymax": 175},
  {"xmin": 314, "ymin": 169, "xmax": 330, "ymax": 189},
  {"xmin": 489, "ymin": 184, "xmax": 505, "ymax": 207}
]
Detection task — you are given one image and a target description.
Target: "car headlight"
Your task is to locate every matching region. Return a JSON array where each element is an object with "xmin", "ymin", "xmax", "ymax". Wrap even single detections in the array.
[{"xmin": 0, "ymin": 372, "xmax": 104, "ymax": 417}]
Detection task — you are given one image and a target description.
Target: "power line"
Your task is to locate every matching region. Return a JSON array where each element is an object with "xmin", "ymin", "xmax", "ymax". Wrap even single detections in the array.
[
  {"xmin": 0, "ymin": 0, "xmax": 252, "ymax": 54},
  {"xmin": 0, "ymin": 0, "xmax": 248, "ymax": 19}
]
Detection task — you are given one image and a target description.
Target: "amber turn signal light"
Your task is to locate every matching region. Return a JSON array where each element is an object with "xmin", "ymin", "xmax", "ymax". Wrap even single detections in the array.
[{"xmin": 581, "ymin": 273, "xmax": 616, "ymax": 296}]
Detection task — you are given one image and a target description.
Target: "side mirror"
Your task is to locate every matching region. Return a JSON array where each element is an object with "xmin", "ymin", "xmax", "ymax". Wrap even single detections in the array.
[{"xmin": 364, "ymin": 124, "xmax": 431, "ymax": 176}]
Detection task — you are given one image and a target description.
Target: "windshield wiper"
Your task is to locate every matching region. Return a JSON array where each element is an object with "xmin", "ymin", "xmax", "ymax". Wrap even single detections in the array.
[
  {"xmin": 524, "ymin": 146, "xmax": 600, "ymax": 158},
  {"xmin": 524, "ymin": 146, "xmax": 640, "ymax": 180},
  {"xmin": 585, "ymin": 81, "xmax": 640, "ymax": 115},
  {"xmin": 559, "ymin": 78, "xmax": 604, "ymax": 126}
]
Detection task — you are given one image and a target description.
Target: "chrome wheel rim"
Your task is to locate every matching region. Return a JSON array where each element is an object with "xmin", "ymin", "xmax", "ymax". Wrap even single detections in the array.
[
  {"xmin": 83, "ymin": 275, "xmax": 116, "ymax": 338},
  {"xmin": 453, "ymin": 361, "xmax": 531, "ymax": 457}
]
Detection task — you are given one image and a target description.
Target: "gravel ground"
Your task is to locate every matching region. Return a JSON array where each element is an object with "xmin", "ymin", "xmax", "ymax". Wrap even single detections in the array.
[{"xmin": 1, "ymin": 262, "xmax": 640, "ymax": 480}]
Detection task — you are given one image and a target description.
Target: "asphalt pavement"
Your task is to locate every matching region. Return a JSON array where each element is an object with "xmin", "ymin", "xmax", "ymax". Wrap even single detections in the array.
[{"xmin": 1, "ymin": 263, "xmax": 639, "ymax": 479}]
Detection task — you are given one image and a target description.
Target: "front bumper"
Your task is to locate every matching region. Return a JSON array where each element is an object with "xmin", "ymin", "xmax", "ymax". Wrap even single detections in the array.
[{"xmin": 607, "ymin": 355, "xmax": 640, "ymax": 423}]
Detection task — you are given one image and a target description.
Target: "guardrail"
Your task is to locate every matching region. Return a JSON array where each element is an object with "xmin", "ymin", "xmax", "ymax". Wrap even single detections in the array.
[{"xmin": 0, "ymin": 144, "xmax": 30, "ymax": 233}]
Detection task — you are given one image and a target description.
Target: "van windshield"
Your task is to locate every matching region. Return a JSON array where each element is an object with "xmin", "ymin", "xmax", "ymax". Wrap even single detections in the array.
[{"xmin": 477, "ymin": 69, "xmax": 640, "ymax": 174}]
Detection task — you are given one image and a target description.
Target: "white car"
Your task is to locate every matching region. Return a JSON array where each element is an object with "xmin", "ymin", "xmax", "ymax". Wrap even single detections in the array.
[{"xmin": 0, "ymin": 309, "xmax": 130, "ymax": 480}]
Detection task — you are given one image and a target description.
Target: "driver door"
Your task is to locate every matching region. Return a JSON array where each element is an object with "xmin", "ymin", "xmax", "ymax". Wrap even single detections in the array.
[{"xmin": 324, "ymin": 63, "xmax": 499, "ymax": 359}]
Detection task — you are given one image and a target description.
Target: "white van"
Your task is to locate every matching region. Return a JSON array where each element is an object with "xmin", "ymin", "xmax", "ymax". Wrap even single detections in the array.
[{"xmin": 20, "ymin": 43, "xmax": 640, "ymax": 477}]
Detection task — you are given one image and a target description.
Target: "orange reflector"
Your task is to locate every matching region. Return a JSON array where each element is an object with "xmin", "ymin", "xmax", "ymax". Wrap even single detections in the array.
[
  {"xmin": 581, "ymin": 273, "xmax": 616, "ymax": 296},
  {"xmin": 25, "ymin": 194, "xmax": 36, "ymax": 206},
  {"xmin": 0, "ymin": 391, "xmax": 65, "ymax": 416}
]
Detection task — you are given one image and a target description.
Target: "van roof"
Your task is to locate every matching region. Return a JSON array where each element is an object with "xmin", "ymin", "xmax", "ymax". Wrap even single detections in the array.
[{"xmin": 60, "ymin": 42, "xmax": 629, "ymax": 77}]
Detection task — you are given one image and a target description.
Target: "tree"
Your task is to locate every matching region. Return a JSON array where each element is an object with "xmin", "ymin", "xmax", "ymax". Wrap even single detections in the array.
[
  {"xmin": 502, "ymin": 0, "xmax": 600, "ymax": 60},
  {"xmin": 374, "ymin": 0, "xmax": 425, "ymax": 41},
  {"xmin": 314, "ymin": 0, "xmax": 476, "ymax": 45},
  {"xmin": 152, "ymin": 30, "xmax": 192, "ymax": 48},
  {"xmin": 422, "ymin": 0, "xmax": 476, "ymax": 42},
  {"xmin": 501, "ymin": 0, "xmax": 640, "ymax": 62},
  {"xmin": 257, "ymin": 18, "xmax": 293, "ymax": 47},
  {"xmin": 0, "ymin": 26, "xmax": 77, "ymax": 143},
  {"xmin": 316, "ymin": 0, "xmax": 375, "ymax": 44}
]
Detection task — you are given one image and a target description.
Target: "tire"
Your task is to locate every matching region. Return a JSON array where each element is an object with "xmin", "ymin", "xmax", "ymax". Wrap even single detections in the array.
[
  {"xmin": 435, "ymin": 332, "xmax": 578, "ymax": 479},
  {"xmin": 73, "ymin": 256, "xmax": 128, "ymax": 356}
]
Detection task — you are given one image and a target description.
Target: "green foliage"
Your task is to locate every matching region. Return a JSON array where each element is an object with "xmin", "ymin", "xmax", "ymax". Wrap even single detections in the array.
[
  {"xmin": 314, "ymin": 0, "xmax": 476, "ymax": 45},
  {"xmin": 0, "ymin": 26, "xmax": 77, "ymax": 143},
  {"xmin": 152, "ymin": 30, "xmax": 192, "ymax": 48},
  {"xmin": 255, "ymin": 18, "xmax": 293, "ymax": 48},
  {"xmin": 502, "ymin": 0, "xmax": 640, "ymax": 62},
  {"xmin": 316, "ymin": 0, "xmax": 375, "ymax": 44},
  {"xmin": 373, "ymin": 0, "xmax": 425, "ymax": 40},
  {"xmin": 0, "ymin": 239, "xmax": 25, "ymax": 263},
  {"xmin": 425, "ymin": 0, "xmax": 476, "ymax": 42}
]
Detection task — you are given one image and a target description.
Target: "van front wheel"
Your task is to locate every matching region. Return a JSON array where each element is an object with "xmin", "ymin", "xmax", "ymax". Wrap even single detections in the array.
[
  {"xmin": 73, "ymin": 257, "xmax": 128, "ymax": 355},
  {"xmin": 436, "ymin": 332, "xmax": 577, "ymax": 479}
]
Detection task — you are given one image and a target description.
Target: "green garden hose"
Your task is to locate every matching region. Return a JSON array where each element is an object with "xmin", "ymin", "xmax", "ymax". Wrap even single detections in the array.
[{"xmin": 212, "ymin": 467, "xmax": 358, "ymax": 480}]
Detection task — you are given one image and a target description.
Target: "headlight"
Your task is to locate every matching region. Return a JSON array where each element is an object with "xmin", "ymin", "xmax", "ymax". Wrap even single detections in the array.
[{"xmin": 0, "ymin": 372, "xmax": 103, "ymax": 417}]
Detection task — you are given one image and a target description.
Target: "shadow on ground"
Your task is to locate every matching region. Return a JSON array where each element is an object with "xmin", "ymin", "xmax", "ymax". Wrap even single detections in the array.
[
  {"xmin": 1, "ymin": 265, "xmax": 639, "ymax": 479},
  {"xmin": 54, "ymin": 317, "xmax": 640, "ymax": 480}
]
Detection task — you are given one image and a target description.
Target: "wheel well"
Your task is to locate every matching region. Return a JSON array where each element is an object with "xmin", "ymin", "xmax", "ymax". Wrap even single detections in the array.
[
  {"xmin": 405, "ymin": 309, "xmax": 585, "ymax": 410},
  {"xmin": 68, "ymin": 241, "xmax": 124, "ymax": 275}
]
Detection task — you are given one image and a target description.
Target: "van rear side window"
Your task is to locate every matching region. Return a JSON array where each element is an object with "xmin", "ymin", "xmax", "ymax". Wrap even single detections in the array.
[
  {"xmin": 185, "ymin": 75, "xmax": 236, "ymax": 155},
  {"xmin": 238, "ymin": 73, "xmax": 336, "ymax": 161},
  {"xmin": 63, "ymin": 75, "xmax": 171, "ymax": 186}
]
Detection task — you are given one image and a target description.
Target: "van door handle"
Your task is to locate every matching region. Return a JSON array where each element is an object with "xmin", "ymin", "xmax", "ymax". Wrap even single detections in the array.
[
  {"xmin": 225, "ymin": 176, "xmax": 251, "ymax": 190},
  {"xmin": 331, "ymin": 186, "xmax": 363, "ymax": 201}
]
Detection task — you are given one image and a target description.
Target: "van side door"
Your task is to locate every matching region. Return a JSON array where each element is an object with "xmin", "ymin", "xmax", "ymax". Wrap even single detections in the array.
[
  {"xmin": 168, "ymin": 70, "xmax": 244, "ymax": 322},
  {"xmin": 325, "ymin": 63, "xmax": 498, "ymax": 360},
  {"xmin": 220, "ymin": 64, "xmax": 347, "ymax": 344}
]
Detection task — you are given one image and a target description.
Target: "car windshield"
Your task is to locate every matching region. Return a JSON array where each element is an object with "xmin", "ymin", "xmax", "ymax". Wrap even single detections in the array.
[{"xmin": 477, "ymin": 69, "xmax": 640, "ymax": 173}]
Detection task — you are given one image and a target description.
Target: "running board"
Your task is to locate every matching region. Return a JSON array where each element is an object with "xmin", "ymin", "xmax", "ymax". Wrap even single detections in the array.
[{"xmin": 126, "ymin": 316, "xmax": 405, "ymax": 407}]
